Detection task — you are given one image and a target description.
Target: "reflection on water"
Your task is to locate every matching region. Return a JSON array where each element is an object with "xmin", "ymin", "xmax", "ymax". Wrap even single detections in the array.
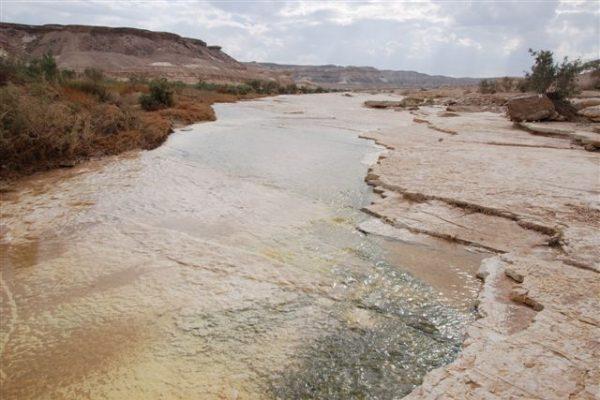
[{"xmin": 0, "ymin": 94, "xmax": 481, "ymax": 399}]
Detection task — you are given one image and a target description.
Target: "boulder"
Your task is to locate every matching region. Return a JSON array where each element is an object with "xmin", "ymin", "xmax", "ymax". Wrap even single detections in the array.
[
  {"xmin": 506, "ymin": 94, "xmax": 555, "ymax": 122},
  {"xmin": 400, "ymin": 97, "xmax": 423, "ymax": 107},
  {"xmin": 578, "ymin": 105, "xmax": 600, "ymax": 122},
  {"xmin": 570, "ymin": 98, "xmax": 600, "ymax": 110},
  {"xmin": 364, "ymin": 100, "xmax": 403, "ymax": 109},
  {"xmin": 364, "ymin": 97, "xmax": 430, "ymax": 110}
]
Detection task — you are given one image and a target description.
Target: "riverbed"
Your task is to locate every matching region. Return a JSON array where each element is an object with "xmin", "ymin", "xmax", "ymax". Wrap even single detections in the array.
[{"xmin": 0, "ymin": 94, "xmax": 483, "ymax": 399}]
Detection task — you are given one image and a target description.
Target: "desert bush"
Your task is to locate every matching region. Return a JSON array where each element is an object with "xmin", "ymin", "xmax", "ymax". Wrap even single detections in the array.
[
  {"xmin": 0, "ymin": 55, "xmax": 59, "ymax": 85},
  {"xmin": 128, "ymin": 73, "xmax": 149, "ymax": 85},
  {"xmin": 196, "ymin": 80, "xmax": 252, "ymax": 95},
  {"xmin": 60, "ymin": 69, "xmax": 76, "ymax": 81},
  {"xmin": 83, "ymin": 68, "xmax": 104, "ymax": 83},
  {"xmin": 91, "ymin": 104, "xmax": 139, "ymax": 135},
  {"xmin": 0, "ymin": 58, "xmax": 21, "ymax": 86},
  {"xmin": 478, "ymin": 79, "xmax": 498, "ymax": 94},
  {"xmin": 196, "ymin": 80, "xmax": 221, "ymax": 91},
  {"xmin": 65, "ymin": 79, "xmax": 112, "ymax": 102},
  {"xmin": 23, "ymin": 52, "xmax": 59, "ymax": 82},
  {"xmin": 285, "ymin": 83, "xmax": 299, "ymax": 94},
  {"xmin": 140, "ymin": 78, "xmax": 174, "ymax": 110},
  {"xmin": 525, "ymin": 49, "xmax": 582, "ymax": 99},
  {"xmin": 0, "ymin": 84, "xmax": 78, "ymax": 167},
  {"xmin": 245, "ymin": 79, "xmax": 282, "ymax": 94}
]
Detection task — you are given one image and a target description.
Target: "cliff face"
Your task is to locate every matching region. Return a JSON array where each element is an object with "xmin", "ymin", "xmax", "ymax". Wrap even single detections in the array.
[
  {"xmin": 0, "ymin": 23, "xmax": 267, "ymax": 83},
  {"xmin": 246, "ymin": 62, "xmax": 481, "ymax": 89}
]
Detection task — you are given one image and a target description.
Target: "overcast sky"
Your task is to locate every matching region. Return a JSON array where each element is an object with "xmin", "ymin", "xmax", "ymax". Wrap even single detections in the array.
[{"xmin": 1, "ymin": 0, "xmax": 598, "ymax": 77}]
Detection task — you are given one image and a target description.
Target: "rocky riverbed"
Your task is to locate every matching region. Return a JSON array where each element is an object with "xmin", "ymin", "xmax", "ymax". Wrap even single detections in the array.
[
  {"xmin": 0, "ymin": 92, "xmax": 598, "ymax": 399},
  {"xmin": 361, "ymin": 100, "xmax": 600, "ymax": 399},
  {"xmin": 0, "ymin": 93, "xmax": 487, "ymax": 399}
]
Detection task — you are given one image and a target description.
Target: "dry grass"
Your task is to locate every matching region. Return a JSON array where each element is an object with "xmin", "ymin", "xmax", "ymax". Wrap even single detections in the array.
[{"xmin": 0, "ymin": 80, "xmax": 256, "ymax": 179}]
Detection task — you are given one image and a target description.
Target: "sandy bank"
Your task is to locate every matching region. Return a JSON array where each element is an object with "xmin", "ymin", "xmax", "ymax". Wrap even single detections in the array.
[{"xmin": 359, "ymin": 105, "xmax": 599, "ymax": 398}]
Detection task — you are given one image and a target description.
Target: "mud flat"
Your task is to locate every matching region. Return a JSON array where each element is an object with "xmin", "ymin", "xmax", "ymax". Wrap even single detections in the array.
[{"xmin": 361, "ymin": 105, "xmax": 600, "ymax": 399}]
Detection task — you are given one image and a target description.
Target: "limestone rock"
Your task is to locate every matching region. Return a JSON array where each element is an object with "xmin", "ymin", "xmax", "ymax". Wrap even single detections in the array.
[
  {"xmin": 507, "ymin": 94, "xmax": 556, "ymax": 122},
  {"xmin": 578, "ymin": 105, "xmax": 600, "ymax": 122},
  {"xmin": 505, "ymin": 267, "xmax": 524, "ymax": 283},
  {"xmin": 570, "ymin": 97, "xmax": 600, "ymax": 110}
]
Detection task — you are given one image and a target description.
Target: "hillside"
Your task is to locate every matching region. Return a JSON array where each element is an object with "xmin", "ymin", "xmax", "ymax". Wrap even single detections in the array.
[
  {"xmin": 0, "ymin": 22, "xmax": 270, "ymax": 83},
  {"xmin": 0, "ymin": 23, "xmax": 481, "ymax": 88},
  {"xmin": 246, "ymin": 62, "xmax": 481, "ymax": 89}
]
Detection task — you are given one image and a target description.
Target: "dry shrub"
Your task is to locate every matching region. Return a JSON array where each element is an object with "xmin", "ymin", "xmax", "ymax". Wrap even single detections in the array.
[
  {"xmin": 1, "ymin": 75, "xmax": 258, "ymax": 177},
  {"xmin": 110, "ymin": 81, "xmax": 148, "ymax": 96},
  {"xmin": 1, "ymin": 85, "xmax": 79, "ymax": 168},
  {"xmin": 158, "ymin": 101, "xmax": 215, "ymax": 124},
  {"xmin": 61, "ymin": 86, "xmax": 96, "ymax": 108},
  {"xmin": 91, "ymin": 104, "xmax": 139, "ymax": 135}
]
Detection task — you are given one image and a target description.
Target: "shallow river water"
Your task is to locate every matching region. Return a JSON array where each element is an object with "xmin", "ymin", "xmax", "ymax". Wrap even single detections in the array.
[{"xmin": 0, "ymin": 94, "xmax": 482, "ymax": 399}]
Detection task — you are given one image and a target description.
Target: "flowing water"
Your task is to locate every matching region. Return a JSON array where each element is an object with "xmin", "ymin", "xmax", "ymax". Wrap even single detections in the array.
[{"xmin": 0, "ymin": 94, "xmax": 482, "ymax": 399}]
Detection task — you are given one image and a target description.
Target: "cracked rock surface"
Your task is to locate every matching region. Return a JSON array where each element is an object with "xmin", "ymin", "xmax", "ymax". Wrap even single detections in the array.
[{"xmin": 361, "ymin": 105, "xmax": 600, "ymax": 399}]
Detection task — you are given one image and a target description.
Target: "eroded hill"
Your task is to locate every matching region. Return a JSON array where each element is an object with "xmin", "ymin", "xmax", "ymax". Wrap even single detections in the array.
[{"xmin": 0, "ymin": 23, "xmax": 270, "ymax": 83}]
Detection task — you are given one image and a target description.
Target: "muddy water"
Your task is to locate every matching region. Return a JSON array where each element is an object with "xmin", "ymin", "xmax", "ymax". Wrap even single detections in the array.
[{"xmin": 0, "ymin": 94, "xmax": 483, "ymax": 399}]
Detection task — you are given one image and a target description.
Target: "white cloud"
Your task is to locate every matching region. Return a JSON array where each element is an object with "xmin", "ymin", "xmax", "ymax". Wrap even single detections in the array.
[{"xmin": 1, "ymin": 0, "xmax": 598, "ymax": 76}]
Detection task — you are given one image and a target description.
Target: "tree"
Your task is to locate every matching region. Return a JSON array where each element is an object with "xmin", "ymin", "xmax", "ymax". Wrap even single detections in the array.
[
  {"xmin": 525, "ymin": 49, "xmax": 582, "ymax": 99},
  {"xmin": 478, "ymin": 79, "xmax": 497, "ymax": 94}
]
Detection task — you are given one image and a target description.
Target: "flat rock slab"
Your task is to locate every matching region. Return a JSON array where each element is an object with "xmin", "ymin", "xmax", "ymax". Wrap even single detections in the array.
[
  {"xmin": 364, "ymin": 194, "xmax": 548, "ymax": 253},
  {"xmin": 361, "ymin": 105, "xmax": 600, "ymax": 399}
]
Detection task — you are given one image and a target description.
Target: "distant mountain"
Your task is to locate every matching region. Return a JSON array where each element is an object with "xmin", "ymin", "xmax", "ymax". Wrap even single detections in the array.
[
  {"xmin": 0, "ymin": 23, "xmax": 270, "ymax": 83},
  {"xmin": 246, "ymin": 62, "xmax": 480, "ymax": 89},
  {"xmin": 0, "ymin": 23, "xmax": 479, "ymax": 88}
]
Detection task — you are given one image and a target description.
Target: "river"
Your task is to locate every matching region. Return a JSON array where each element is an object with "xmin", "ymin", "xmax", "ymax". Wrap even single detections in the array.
[{"xmin": 0, "ymin": 93, "xmax": 483, "ymax": 399}]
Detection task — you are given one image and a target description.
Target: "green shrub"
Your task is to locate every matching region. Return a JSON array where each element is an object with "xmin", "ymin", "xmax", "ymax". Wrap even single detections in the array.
[
  {"xmin": 525, "ymin": 49, "xmax": 582, "ymax": 99},
  {"xmin": 128, "ymin": 73, "xmax": 149, "ymax": 85},
  {"xmin": 0, "ymin": 58, "xmax": 19, "ymax": 86},
  {"xmin": 196, "ymin": 80, "xmax": 252, "ymax": 95},
  {"xmin": 478, "ymin": 79, "xmax": 498, "ymax": 94},
  {"xmin": 83, "ymin": 68, "xmax": 104, "ymax": 83},
  {"xmin": 22, "ymin": 52, "xmax": 59, "ymax": 82},
  {"xmin": 0, "ymin": 54, "xmax": 60, "ymax": 85},
  {"xmin": 60, "ymin": 69, "xmax": 76, "ymax": 81},
  {"xmin": 285, "ymin": 84, "xmax": 299, "ymax": 94},
  {"xmin": 139, "ymin": 78, "xmax": 174, "ymax": 110},
  {"xmin": 196, "ymin": 80, "xmax": 220, "ymax": 91}
]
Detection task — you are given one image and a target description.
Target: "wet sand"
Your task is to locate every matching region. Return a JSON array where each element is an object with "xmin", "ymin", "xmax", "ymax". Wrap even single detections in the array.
[{"xmin": 0, "ymin": 94, "xmax": 484, "ymax": 399}]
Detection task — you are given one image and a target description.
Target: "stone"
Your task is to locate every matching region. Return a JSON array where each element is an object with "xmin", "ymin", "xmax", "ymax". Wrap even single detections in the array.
[
  {"xmin": 364, "ymin": 100, "xmax": 403, "ymax": 109},
  {"xmin": 510, "ymin": 287, "xmax": 544, "ymax": 311},
  {"xmin": 578, "ymin": 105, "xmax": 600, "ymax": 122},
  {"xmin": 505, "ymin": 267, "xmax": 524, "ymax": 283},
  {"xmin": 570, "ymin": 98, "xmax": 600, "ymax": 110},
  {"xmin": 507, "ymin": 94, "xmax": 556, "ymax": 122}
]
